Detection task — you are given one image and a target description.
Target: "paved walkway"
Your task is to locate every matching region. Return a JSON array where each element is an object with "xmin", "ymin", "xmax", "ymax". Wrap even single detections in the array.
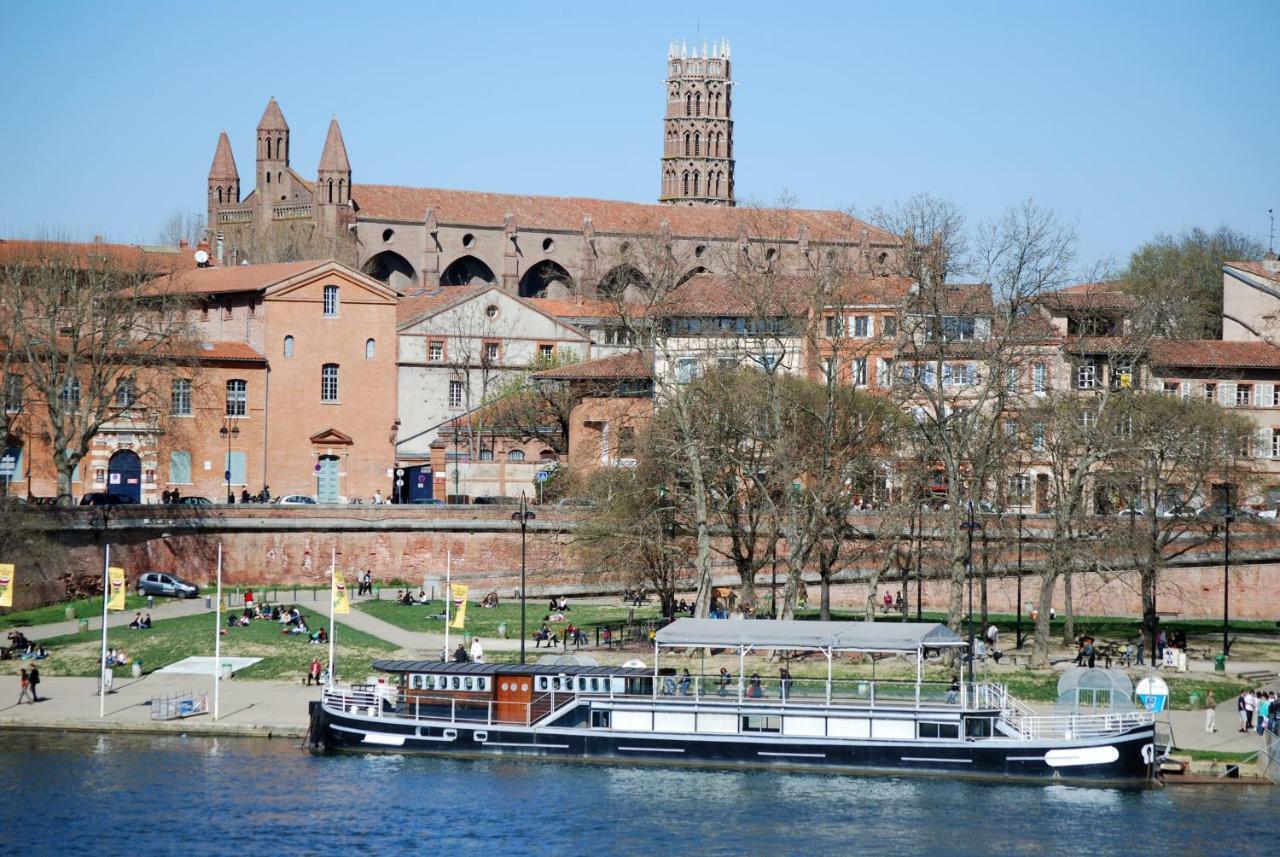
[{"xmin": 0, "ymin": 674, "xmax": 314, "ymax": 737}]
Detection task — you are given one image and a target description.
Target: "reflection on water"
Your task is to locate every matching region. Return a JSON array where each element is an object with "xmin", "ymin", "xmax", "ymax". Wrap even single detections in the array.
[{"xmin": 0, "ymin": 730, "xmax": 1275, "ymax": 856}]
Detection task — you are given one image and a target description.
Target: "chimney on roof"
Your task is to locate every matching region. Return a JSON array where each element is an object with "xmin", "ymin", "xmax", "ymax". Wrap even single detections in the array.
[
  {"xmin": 93, "ymin": 235, "xmax": 103, "ymax": 244},
  {"xmin": 179, "ymin": 239, "xmax": 189, "ymax": 251}
]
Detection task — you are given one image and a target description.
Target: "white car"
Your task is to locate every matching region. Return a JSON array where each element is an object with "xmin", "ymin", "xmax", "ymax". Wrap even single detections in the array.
[{"xmin": 277, "ymin": 494, "xmax": 317, "ymax": 505}]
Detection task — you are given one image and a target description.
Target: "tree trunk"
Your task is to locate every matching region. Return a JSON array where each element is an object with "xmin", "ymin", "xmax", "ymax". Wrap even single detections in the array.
[
  {"xmin": 1141, "ymin": 565, "xmax": 1157, "ymax": 666},
  {"xmin": 1030, "ymin": 569, "xmax": 1059, "ymax": 668},
  {"xmin": 1061, "ymin": 570, "xmax": 1075, "ymax": 647}
]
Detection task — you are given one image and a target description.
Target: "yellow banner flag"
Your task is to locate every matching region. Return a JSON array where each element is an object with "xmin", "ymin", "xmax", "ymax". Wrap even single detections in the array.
[
  {"xmin": 332, "ymin": 570, "xmax": 350, "ymax": 614},
  {"xmin": 107, "ymin": 567, "xmax": 126, "ymax": 611},
  {"xmin": 450, "ymin": 582, "xmax": 469, "ymax": 629},
  {"xmin": 0, "ymin": 563, "xmax": 13, "ymax": 608}
]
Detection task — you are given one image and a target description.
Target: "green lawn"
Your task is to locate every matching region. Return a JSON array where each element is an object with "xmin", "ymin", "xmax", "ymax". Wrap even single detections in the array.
[
  {"xmin": 1, "ymin": 594, "xmax": 150, "ymax": 628},
  {"xmin": 355, "ymin": 598, "xmax": 662, "ymax": 642},
  {"xmin": 0, "ymin": 607, "xmax": 397, "ymax": 681}
]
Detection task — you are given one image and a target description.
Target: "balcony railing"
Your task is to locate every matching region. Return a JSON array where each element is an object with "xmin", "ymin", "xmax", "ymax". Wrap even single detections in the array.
[{"xmin": 273, "ymin": 202, "xmax": 313, "ymax": 220}]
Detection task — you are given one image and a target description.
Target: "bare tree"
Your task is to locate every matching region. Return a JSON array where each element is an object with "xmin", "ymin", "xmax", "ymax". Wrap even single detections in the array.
[{"xmin": 158, "ymin": 210, "xmax": 205, "ymax": 248}]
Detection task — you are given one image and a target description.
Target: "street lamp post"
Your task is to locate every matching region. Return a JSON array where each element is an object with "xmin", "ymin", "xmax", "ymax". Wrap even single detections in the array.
[
  {"xmin": 219, "ymin": 418, "xmax": 239, "ymax": 504},
  {"xmin": 1016, "ymin": 513, "xmax": 1025, "ymax": 650},
  {"xmin": 512, "ymin": 493, "xmax": 535, "ymax": 664},
  {"xmin": 962, "ymin": 499, "xmax": 980, "ymax": 688},
  {"xmin": 1223, "ymin": 511, "xmax": 1234, "ymax": 658}
]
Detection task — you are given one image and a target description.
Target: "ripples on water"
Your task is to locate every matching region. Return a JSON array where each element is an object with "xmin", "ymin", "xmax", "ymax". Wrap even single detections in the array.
[{"xmin": 0, "ymin": 731, "xmax": 1275, "ymax": 856}]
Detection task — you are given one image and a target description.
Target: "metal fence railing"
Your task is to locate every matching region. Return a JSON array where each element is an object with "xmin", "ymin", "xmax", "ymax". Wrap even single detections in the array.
[{"xmin": 1262, "ymin": 726, "xmax": 1280, "ymax": 785}]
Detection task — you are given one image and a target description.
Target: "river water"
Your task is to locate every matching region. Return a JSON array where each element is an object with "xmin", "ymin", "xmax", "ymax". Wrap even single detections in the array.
[{"xmin": 0, "ymin": 730, "xmax": 1274, "ymax": 856}]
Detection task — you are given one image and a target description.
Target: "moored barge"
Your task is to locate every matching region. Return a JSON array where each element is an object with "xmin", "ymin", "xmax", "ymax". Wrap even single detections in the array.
[{"xmin": 307, "ymin": 619, "xmax": 1159, "ymax": 786}]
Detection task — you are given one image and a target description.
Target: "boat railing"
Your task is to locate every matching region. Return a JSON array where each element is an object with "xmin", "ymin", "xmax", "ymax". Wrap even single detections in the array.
[{"xmin": 969, "ymin": 682, "xmax": 1154, "ymax": 740}]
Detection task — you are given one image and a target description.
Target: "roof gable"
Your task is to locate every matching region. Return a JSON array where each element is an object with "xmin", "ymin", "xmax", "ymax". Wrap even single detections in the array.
[
  {"xmin": 309, "ymin": 428, "xmax": 354, "ymax": 445},
  {"xmin": 262, "ymin": 260, "xmax": 398, "ymax": 303},
  {"xmin": 397, "ymin": 284, "xmax": 591, "ymax": 341}
]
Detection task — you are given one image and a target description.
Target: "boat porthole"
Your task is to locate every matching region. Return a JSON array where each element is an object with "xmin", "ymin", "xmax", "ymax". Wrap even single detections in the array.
[
  {"xmin": 501, "ymin": 682, "xmax": 508, "ymax": 691},
  {"xmin": 522, "ymin": 683, "xmax": 529, "ymax": 692}
]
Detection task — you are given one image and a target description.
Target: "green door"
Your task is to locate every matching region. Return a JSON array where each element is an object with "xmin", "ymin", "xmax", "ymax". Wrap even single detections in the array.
[{"xmin": 316, "ymin": 455, "xmax": 340, "ymax": 503}]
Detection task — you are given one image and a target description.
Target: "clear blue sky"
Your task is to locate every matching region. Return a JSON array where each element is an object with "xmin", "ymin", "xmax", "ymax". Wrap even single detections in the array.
[{"xmin": 1, "ymin": 1, "xmax": 1276, "ymax": 268}]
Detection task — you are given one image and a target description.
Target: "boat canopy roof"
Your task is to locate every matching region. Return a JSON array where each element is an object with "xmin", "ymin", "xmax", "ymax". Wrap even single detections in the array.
[
  {"xmin": 372, "ymin": 660, "xmax": 652, "ymax": 677},
  {"xmin": 654, "ymin": 618, "xmax": 966, "ymax": 653}
]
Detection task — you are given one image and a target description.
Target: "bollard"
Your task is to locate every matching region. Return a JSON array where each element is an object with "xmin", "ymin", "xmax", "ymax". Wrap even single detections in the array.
[
  {"xmin": 78, "ymin": 618, "xmax": 89, "ymax": 634},
  {"xmin": 498, "ymin": 622, "xmax": 507, "ymax": 639},
  {"xmin": 221, "ymin": 663, "xmax": 233, "ymax": 680},
  {"xmin": 131, "ymin": 662, "xmax": 142, "ymax": 678},
  {"xmin": 204, "ymin": 595, "xmax": 211, "ymax": 609},
  {"xmin": 65, "ymin": 605, "xmax": 76, "ymax": 621},
  {"xmin": 147, "ymin": 595, "xmax": 154, "ymax": 609}
]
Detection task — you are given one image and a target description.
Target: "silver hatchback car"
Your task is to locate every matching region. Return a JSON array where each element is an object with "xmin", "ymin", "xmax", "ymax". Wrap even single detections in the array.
[{"xmin": 135, "ymin": 571, "xmax": 199, "ymax": 599}]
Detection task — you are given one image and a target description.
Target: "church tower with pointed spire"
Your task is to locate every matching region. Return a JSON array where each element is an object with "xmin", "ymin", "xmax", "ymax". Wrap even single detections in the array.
[
  {"xmin": 316, "ymin": 116, "xmax": 353, "ymax": 233},
  {"xmin": 256, "ymin": 97, "xmax": 291, "ymax": 208},
  {"xmin": 659, "ymin": 38, "xmax": 734, "ymax": 207},
  {"xmin": 206, "ymin": 130, "xmax": 239, "ymax": 239}
]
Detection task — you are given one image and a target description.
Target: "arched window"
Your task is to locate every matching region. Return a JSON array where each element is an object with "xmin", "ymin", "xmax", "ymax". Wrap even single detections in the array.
[
  {"xmin": 693, "ymin": 171, "xmax": 700, "ymax": 196},
  {"xmin": 683, "ymin": 132, "xmax": 690, "ymax": 156},
  {"xmin": 338, "ymin": 179, "xmax": 345, "ymax": 202},
  {"xmin": 265, "ymin": 171, "xmax": 271, "ymax": 184},
  {"xmin": 715, "ymin": 92, "xmax": 722, "ymax": 116},
  {"xmin": 216, "ymin": 187, "xmax": 223, "ymax": 204},
  {"xmin": 283, "ymin": 335, "xmax": 294, "ymax": 358},
  {"xmin": 685, "ymin": 92, "xmax": 692, "ymax": 116},
  {"xmin": 694, "ymin": 132, "xmax": 700, "ymax": 156},
  {"xmin": 276, "ymin": 136, "xmax": 283, "ymax": 159},
  {"xmin": 682, "ymin": 171, "xmax": 690, "ymax": 196},
  {"xmin": 508, "ymin": 449, "xmax": 525, "ymax": 462},
  {"xmin": 365, "ymin": 338, "xmax": 376, "ymax": 360},
  {"xmin": 327, "ymin": 179, "xmax": 333, "ymax": 203},
  {"xmin": 321, "ymin": 363, "xmax": 339, "ymax": 402},
  {"xmin": 263, "ymin": 137, "xmax": 270, "ymax": 159},
  {"xmin": 695, "ymin": 92, "xmax": 702, "ymax": 116}
]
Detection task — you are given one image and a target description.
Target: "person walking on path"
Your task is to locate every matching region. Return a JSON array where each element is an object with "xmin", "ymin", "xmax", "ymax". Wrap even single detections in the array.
[
  {"xmin": 1238, "ymin": 691, "xmax": 1248, "ymax": 732},
  {"xmin": 28, "ymin": 666, "xmax": 40, "ymax": 702},
  {"xmin": 1204, "ymin": 690, "xmax": 1217, "ymax": 733},
  {"xmin": 17, "ymin": 668, "xmax": 31, "ymax": 704},
  {"xmin": 1244, "ymin": 690, "xmax": 1256, "ymax": 731},
  {"xmin": 470, "ymin": 637, "xmax": 484, "ymax": 664},
  {"xmin": 1257, "ymin": 693, "xmax": 1271, "ymax": 736}
]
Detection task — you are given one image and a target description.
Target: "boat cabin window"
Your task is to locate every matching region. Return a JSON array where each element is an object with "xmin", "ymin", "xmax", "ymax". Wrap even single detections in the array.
[
  {"xmin": 537, "ymin": 677, "xmax": 548, "ymax": 691},
  {"xmin": 918, "ymin": 722, "xmax": 960, "ymax": 740},
  {"xmin": 463, "ymin": 677, "xmax": 475, "ymax": 691},
  {"xmin": 591, "ymin": 709, "xmax": 611, "ymax": 728},
  {"xmin": 741, "ymin": 715, "xmax": 782, "ymax": 733},
  {"xmin": 964, "ymin": 717, "xmax": 993, "ymax": 739}
]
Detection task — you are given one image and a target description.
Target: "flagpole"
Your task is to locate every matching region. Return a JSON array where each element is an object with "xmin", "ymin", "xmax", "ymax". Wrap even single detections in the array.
[
  {"xmin": 99, "ymin": 543, "xmax": 110, "ymax": 719},
  {"xmin": 328, "ymin": 546, "xmax": 336, "ymax": 687},
  {"xmin": 444, "ymin": 548, "xmax": 451, "ymax": 661},
  {"xmin": 214, "ymin": 543, "xmax": 222, "ymax": 721}
]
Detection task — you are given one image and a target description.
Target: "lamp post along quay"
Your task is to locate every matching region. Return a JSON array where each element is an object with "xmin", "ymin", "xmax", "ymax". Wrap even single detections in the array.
[
  {"xmin": 512, "ymin": 493, "xmax": 536, "ymax": 664},
  {"xmin": 220, "ymin": 418, "xmax": 239, "ymax": 504},
  {"xmin": 1223, "ymin": 511, "xmax": 1234, "ymax": 658},
  {"xmin": 961, "ymin": 500, "xmax": 982, "ymax": 689},
  {"xmin": 1016, "ymin": 513, "xmax": 1025, "ymax": 650}
]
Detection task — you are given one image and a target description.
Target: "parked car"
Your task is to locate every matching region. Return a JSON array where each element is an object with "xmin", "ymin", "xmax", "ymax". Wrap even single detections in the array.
[
  {"xmin": 79, "ymin": 492, "xmax": 135, "ymax": 506},
  {"xmin": 277, "ymin": 494, "xmax": 317, "ymax": 505},
  {"xmin": 473, "ymin": 496, "xmax": 519, "ymax": 506},
  {"xmin": 410, "ymin": 497, "xmax": 445, "ymax": 505},
  {"xmin": 555, "ymin": 497, "xmax": 597, "ymax": 509},
  {"xmin": 1115, "ymin": 508, "xmax": 1147, "ymax": 518},
  {"xmin": 178, "ymin": 496, "xmax": 212, "ymax": 506},
  {"xmin": 135, "ymin": 571, "xmax": 199, "ymax": 599}
]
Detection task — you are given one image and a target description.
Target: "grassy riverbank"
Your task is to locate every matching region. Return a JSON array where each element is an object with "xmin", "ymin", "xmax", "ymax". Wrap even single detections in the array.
[
  {"xmin": 355, "ymin": 598, "xmax": 662, "ymax": 641},
  {"xmin": 0, "ymin": 608, "xmax": 398, "ymax": 681},
  {"xmin": 1, "ymin": 594, "xmax": 150, "ymax": 628}
]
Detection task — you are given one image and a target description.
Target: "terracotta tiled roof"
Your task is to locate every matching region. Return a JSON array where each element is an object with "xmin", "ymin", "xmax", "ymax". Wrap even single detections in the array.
[
  {"xmin": 527, "ymin": 296, "xmax": 627, "ymax": 319},
  {"xmin": 155, "ymin": 260, "xmax": 327, "ymax": 295},
  {"xmin": 533, "ymin": 350, "xmax": 653, "ymax": 381},
  {"xmin": 352, "ymin": 184, "xmax": 896, "ymax": 245},
  {"xmin": 209, "ymin": 131, "xmax": 239, "ymax": 180},
  {"xmin": 1040, "ymin": 281, "xmax": 1134, "ymax": 310},
  {"xmin": 1063, "ymin": 336, "xmax": 1143, "ymax": 355},
  {"xmin": 258, "ymin": 97, "xmax": 288, "ymax": 131},
  {"xmin": 0, "ymin": 239, "xmax": 197, "ymax": 271},
  {"xmin": 395, "ymin": 284, "xmax": 492, "ymax": 326},
  {"xmin": 318, "ymin": 118, "xmax": 351, "ymax": 172},
  {"xmin": 1225, "ymin": 261, "xmax": 1280, "ymax": 285},
  {"xmin": 904, "ymin": 283, "xmax": 995, "ymax": 315},
  {"xmin": 193, "ymin": 341, "xmax": 267, "ymax": 363},
  {"xmin": 1149, "ymin": 340, "xmax": 1280, "ymax": 370}
]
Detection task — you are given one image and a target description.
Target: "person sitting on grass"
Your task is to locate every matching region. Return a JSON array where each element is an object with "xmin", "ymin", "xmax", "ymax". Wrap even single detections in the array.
[
  {"xmin": 480, "ymin": 591, "xmax": 499, "ymax": 609},
  {"xmin": 291, "ymin": 620, "xmax": 309, "ymax": 635},
  {"xmin": 534, "ymin": 625, "xmax": 552, "ymax": 647},
  {"xmin": 128, "ymin": 612, "xmax": 144, "ymax": 629},
  {"xmin": 414, "ymin": 589, "xmax": 428, "ymax": 605},
  {"xmin": 140, "ymin": 613, "xmax": 152, "ymax": 630},
  {"xmin": 236, "ymin": 614, "xmax": 251, "ymax": 627}
]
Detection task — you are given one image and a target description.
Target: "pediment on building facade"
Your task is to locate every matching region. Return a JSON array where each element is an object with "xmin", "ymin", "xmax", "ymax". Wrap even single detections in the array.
[
  {"xmin": 264, "ymin": 260, "xmax": 400, "ymax": 302},
  {"xmin": 309, "ymin": 428, "xmax": 354, "ymax": 445}
]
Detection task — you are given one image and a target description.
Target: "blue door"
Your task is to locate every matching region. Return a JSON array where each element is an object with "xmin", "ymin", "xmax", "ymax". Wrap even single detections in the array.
[
  {"xmin": 316, "ymin": 455, "xmax": 340, "ymax": 503},
  {"xmin": 108, "ymin": 450, "xmax": 142, "ymax": 502}
]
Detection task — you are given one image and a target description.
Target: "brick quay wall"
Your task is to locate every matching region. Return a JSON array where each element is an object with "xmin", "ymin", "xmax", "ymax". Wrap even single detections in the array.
[{"xmin": 7, "ymin": 506, "xmax": 1280, "ymax": 621}]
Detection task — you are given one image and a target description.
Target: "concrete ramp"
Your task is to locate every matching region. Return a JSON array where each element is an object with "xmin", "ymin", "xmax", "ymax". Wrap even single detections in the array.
[{"xmin": 156, "ymin": 656, "xmax": 262, "ymax": 676}]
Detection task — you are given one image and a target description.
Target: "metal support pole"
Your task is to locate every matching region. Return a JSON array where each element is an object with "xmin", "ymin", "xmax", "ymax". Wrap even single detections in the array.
[
  {"xmin": 1016, "ymin": 513, "xmax": 1024, "ymax": 650},
  {"xmin": 966, "ymin": 500, "xmax": 976, "ymax": 688},
  {"xmin": 519, "ymin": 493, "xmax": 528, "ymax": 665},
  {"xmin": 98, "ymin": 540, "xmax": 110, "ymax": 718},
  {"xmin": 214, "ymin": 543, "xmax": 222, "ymax": 720},
  {"xmin": 1223, "ymin": 514, "xmax": 1232, "ymax": 657},
  {"xmin": 327, "ymin": 546, "xmax": 336, "ymax": 686}
]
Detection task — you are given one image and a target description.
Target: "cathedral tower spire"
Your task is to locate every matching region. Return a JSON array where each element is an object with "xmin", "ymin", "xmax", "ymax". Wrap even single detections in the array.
[
  {"xmin": 316, "ymin": 116, "xmax": 351, "ymax": 206},
  {"xmin": 206, "ymin": 131, "xmax": 240, "ymax": 241},
  {"xmin": 659, "ymin": 37, "xmax": 734, "ymax": 207},
  {"xmin": 256, "ymin": 97, "xmax": 290, "ymax": 201}
]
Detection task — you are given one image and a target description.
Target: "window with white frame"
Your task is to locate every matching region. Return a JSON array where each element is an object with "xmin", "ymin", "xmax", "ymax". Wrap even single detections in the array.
[
  {"xmin": 3, "ymin": 373, "xmax": 21, "ymax": 413},
  {"xmin": 1031, "ymin": 423, "xmax": 1046, "ymax": 452},
  {"xmin": 321, "ymin": 364, "xmax": 339, "ymax": 402},
  {"xmin": 283, "ymin": 335, "xmax": 295, "ymax": 358},
  {"xmin": 1236, "ymin": 384, "xmax": 1253, "ymax": 407},
  {"xmin": 1077, "ymin": 361, "xmax": 1097, "ymax": 390},
  {"xmin": 1272, "ymin": 428, "xmax": 1280, "ymax": 459},
  {"xmin": 171, "ymin": 379, "xmax": 192, "ymax": 416},
  {"xmin": 428, "ymin": 341, "xmax": 444, "ymax": 362},
  {"xmin": 115, "ymin": 377, "xmax": 136, "ymax": 408},
  {"xmin": 1007, "ymin": 473, "xmax": 1032, "ymax": 505},
  {"xmin": 821, "ymin": 357, "xmax": 835, "ymax": 382},
  {"xmin": 849, "ymin": 315, "xmax": 871, "ymax": 338},
  {"xmin": 1080, "ymin": 409, "xmax": 1097, "ymax": 430},
  {"xmin": 882, "ymin": 315, "xmax": 897, "ymax": 336},
  {"xmin": 851, "ymin": 358, "xmax": 867, "ymax": 386},
  {"xmin": 1203, "ymin": 383, "xmax": 1216, "ymax": 401},
  {"xmin": 676, "ymin": 357, "xmax": 699, "ymax": 384},
  {"xmin": 323, "ymin": 285, "xmax": 339, "ymax": 317},
  {"xmin": 365, "ymin": 338, "xmax": 376, "ymax": 360},
  {"xmin": 824, "ymin": 316, "xmax": 839, "ymax": 337},
  {"xmin": 1272, "ymin": 387, "xmax": 1280, "ymax": 407},
  {"xmin": 1004, "ymin": 366, "xmax": 1019, "ymax": 393},
  {"xmin": 538, "ymin": 343, "xmax": 555, "ymax": 361},
  {"xmin": 483, "ymin": 341, "xmax": 500, "ymax": 363},
  {"xmin": 225, "ymin": 379, "xmax": 246, "ymax": 416},
  {"xmin": 1163, "ymin": 382, "xmax": 1181, "ymax": 397},
  {"xmin": 1003, "ymin": 419, "xmax": 1018, "ymax": 441},
  {"xmin": 940, "ymin": 316, "xmax": 976, "ymax": 341},
  {"xmin": 448, "ymin": 380, "xmax": 464, "ymax": 409},
  {"xmin": 1032, "ymin": 362, "xmax": 1047, "ymax": 393}
]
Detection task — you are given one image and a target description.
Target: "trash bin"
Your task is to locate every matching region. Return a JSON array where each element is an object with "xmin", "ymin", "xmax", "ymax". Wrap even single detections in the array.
[
  {"xmin": 78, "ymin": 618, "xmax": 89, "ymax": 633},
  {"xmin": 131, "ymin": 662, "xmax": 142, "ymax": 678},
  {"xmin": 1189, "ymin": 691, "xmax": 1202, "ymax": 709},
  {"xmin": 204, "ymin": 595, "xmax": 211, "ymax": 609},
  {"xmin": 221, "ymin": 663, "xmax": 233, "ymax": 680},
  {"xmin": 1215, "ymin": 654, "xmax": 1226, "ymax": 673},
  {"xmin": 64, "ymin": 605, "xmax": 76, "ymax": 621},
  {"xmin": 497, "ymin": 622, "xmax": 507, "ymax": 639}
]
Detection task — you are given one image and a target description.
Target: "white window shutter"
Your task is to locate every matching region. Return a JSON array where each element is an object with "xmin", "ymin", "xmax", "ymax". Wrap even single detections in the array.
[
  {"xmin": 1260, "ymin": 383, "xmax": 1275, "ymax": 407},
  {"xmin": 1258, "ymin": 428, "xmax": 1271, "ymax": 459},
  {"xmin": 1219, "ymin": 383, "xmax": 1235, "ymax": 406},
  {"xmin": 867, "ymin": 315, "xmax": 875, "ymax": 338},
  {"xmin": 1179, "ymin": 382, "xmax": 1189, "ymax": 400}
]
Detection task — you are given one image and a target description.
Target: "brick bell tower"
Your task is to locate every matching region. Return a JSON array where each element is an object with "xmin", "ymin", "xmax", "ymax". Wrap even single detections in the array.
[{"xmin": 659, "ymin": 38, "xmax": 734, "ymax": 207}]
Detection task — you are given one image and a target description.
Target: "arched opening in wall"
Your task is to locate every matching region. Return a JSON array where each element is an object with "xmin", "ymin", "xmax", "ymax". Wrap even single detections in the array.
[
  {"xmin": 362, "ymin": 250, "xmax": 418, "ymax": 291},
  {"xmin": 519, "ymin": 260, "xmax": 574, "ymax": 299},
  {"xmin": 677, "ymin": 266, "xmax": 709, "ymax": 286},
  {"xmin": 598, "ymin": 264, "xmax": 649, "ymax": 300},
  {"xmin": 440, "ymin": 255, "xmax": 496, "ymax": 287},
  {"xmin": 217, "ymin": 187, "xmax": 224, "ymax": 204}
]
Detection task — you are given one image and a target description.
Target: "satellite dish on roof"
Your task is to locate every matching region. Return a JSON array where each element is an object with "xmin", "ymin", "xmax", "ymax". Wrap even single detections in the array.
[{"xmin": 193, "ymin": 249, "xmax": 210, "ymax": 267}]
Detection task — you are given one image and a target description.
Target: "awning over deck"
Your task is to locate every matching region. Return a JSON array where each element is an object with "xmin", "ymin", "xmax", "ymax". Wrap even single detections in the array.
[{"xmin": 654, "ymin": 619, "xmax": 966, "ymax": 653}]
